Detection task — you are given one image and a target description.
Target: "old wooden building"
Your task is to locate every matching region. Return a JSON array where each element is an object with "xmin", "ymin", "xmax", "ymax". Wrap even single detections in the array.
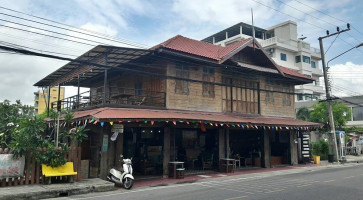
[{"xmin": 35, "ymin": 35, "xmax": 320, "ymax": 179}]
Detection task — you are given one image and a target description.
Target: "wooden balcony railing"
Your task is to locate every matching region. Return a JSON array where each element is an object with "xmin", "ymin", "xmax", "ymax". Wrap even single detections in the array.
[{"xmin": 52, "ymin": 86, "xmax": 166, "ymax": 111}]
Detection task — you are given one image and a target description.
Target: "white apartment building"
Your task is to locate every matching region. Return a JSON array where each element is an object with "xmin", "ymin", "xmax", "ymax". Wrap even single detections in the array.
[{"xmin": 202, "ymin": 21, "xmax": 324, "ymax": 104}]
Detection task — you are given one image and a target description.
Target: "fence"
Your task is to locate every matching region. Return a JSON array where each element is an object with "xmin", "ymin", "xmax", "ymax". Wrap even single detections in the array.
[{"xmin": 0, "ymin": 146, "xmax": 82, "ymax": 187}]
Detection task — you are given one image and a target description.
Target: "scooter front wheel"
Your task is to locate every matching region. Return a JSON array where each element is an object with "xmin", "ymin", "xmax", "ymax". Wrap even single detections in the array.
[{"xmin": 123, "ymin": 177, "xmax": 133, "ymax": 189}]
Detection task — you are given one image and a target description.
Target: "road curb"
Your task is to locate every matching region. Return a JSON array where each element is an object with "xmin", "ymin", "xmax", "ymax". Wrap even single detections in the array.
[{"xmin": 0, "ymin": 178, "xmax": 115, "ymax": 200}]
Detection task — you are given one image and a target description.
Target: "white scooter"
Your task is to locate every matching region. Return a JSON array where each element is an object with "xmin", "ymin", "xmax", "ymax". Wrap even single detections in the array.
[{"xmin": 107, "ymin": 155, "xmax": 134, "ymax": 189}]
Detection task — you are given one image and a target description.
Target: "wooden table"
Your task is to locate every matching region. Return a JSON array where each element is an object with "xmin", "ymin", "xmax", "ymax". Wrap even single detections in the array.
[
  {"xmin": 168, "ymin": 161, "xmax": 184, "ymax": 178},
  {"xmin": 219, "ymin": 158, "xmax": 235, "ymax": 173}
]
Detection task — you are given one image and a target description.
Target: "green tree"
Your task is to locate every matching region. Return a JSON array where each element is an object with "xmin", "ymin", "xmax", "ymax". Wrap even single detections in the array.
[
  {"xmin": 0, "ymin": 100, "xmax": 35, "ymax": 148},
  {"xmin": 309, "ymin": 101, "xmax": 351, "ymax": 129},
  {"xmin": 296, "ymin": 107, "xmax": 310, "ymax": 121}
]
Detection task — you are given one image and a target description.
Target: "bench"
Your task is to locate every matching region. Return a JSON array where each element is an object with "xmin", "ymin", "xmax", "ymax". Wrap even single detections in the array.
[{"xmin": 42, "ymin": 162, "xmax": 77, "ymax": 184}]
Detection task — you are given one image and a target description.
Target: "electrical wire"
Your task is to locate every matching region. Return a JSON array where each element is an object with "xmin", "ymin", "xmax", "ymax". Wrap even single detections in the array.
[
  {"xmin": 0, "ymin": 30, "xmax": 87, "ymax": 54},
  {"xmin": 0, "ymin": 24, "xmax": 96, "ymax": 47},
  {"xmin": 0, "ymin": 6, "xmax": 149, "ymax": 49},
  {"xmin": 0, "ymin": 40, "xmax": 79, "ymax": 57},
  {"xmin": 250, "ymin": 0, "xmax": 363, "ymax": 54},
  {"xmin": 0, "ymin": 12, "xmax": 148, "ymax": 49},
  {"xmin": 324, "ymin": 33, "xmax": 339, "ymax": 54},
  {"xmin": 292, "ymin": 0, "xmax": 363, "ymax": 38},
  {"xmin": 0, "ymin": 18, "xmax": 114, "ymax": 46}
]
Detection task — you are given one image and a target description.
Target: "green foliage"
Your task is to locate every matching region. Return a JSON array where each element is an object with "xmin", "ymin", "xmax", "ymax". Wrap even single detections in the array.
[
  {"xmin": 61, "ymin": 124, "xmax": 89, "ymax": 146},
  {"xmin": 0, "ymin": 100, "xmax": 35, "ymax": 148},
  {"xmin": 2, "ymin": 102, "xmax": 87, "ymax": 168},
  {"xmin": 36, "ymin": 142, "xmax": 69, "ymax": 168},
  {"xmin": 342, "ymin": 126, "xmax": 363, "ymax": 132},
  {"xmin": 312, "ymin": 139, "xmax": 329, "ymax": 160},
  {"xmin": 296, "ymin": 107, "xmax": 310, "ymax": 121},
  {"xmin": 309, "ymin": 102, "xmax": 351, "ymax": 129},
  {"xmin": 8, "ymin": 116, "xmax": 46, "ymax": 158}
]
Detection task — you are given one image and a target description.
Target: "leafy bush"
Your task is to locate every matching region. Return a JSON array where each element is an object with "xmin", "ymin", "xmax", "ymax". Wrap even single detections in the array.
[
  {"xmin": 312, "ymin": 139, "xmax": 329, "ymax": 160},
  {"xmin": 9, "ymin": 116, "xmax": 46, "ymax": 158},
  {"xmin": 36, "ymin": 142, "xmax": 69, "ymax": 168}
]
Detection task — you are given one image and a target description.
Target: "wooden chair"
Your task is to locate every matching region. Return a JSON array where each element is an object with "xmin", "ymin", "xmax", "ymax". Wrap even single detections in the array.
[{"xmin": 202, "ymin": 154, "xmax": 213, "ymax": 170}]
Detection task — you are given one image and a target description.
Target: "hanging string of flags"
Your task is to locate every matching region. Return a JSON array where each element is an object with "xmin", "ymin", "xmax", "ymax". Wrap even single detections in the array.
[{"xmin": 47, "ymin": 118, "xmax": 322, "ymax": 131}]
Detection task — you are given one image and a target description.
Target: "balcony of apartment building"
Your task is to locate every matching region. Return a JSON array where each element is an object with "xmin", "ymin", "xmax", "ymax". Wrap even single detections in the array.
[
  {"xmin": 346, "ymin": 106, "xmax": 363, "ymax": 127},
  {"xmin": 310, "ymin": 46, "xmax": 321, "ymax": 59},
  {"xmin": 259, "ymin": 37, "xmax": 299, "ymax": 52},
  {"xmin": 295, "ymin": 83, "xmax": 325, "ymax": 96},
  {"xmin": 294, "ymin": 55, "xmax": 323, "ymax": 76},
  {"xmin": 52, "ymin": 86, "xmax": 166, "ymax": 111}
]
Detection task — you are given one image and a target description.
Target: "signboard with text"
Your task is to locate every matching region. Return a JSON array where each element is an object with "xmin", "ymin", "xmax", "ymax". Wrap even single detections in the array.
[{"xmin": 0, "ymin": 154, "xmax": 25, "ymax": 178}]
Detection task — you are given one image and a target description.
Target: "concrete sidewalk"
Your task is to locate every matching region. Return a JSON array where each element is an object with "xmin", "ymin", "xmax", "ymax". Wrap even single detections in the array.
[
  {"xmin": 345, "ymin": 154, "xmax": 363, "ymax": 163},
  {"xmin": 0, "ymin": 178, "xmax": 114, "ymax": 200},
  {"xmin": 1, "ymin": 155, "xmax": 363, "ymax": 200}
]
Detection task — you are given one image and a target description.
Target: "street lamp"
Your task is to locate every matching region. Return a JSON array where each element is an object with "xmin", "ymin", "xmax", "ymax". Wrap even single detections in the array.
[{"xmin": 327, "ymin": 42, "xmax": 363, "ymax": 69}]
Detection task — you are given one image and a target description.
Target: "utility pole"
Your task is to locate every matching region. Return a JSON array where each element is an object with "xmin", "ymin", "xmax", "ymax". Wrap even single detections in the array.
[{"xmin": 318, "ymin": 24, "xmax": 350, "ymax": 162}]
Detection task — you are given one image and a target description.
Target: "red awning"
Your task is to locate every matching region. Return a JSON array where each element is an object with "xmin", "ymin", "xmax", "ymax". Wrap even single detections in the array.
[{"xmin": 70, "ymin": 107, "xmax": 320, "ymax": 127}]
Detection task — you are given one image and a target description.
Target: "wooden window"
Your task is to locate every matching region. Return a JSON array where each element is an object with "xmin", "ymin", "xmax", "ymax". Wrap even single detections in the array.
[
  {"xmin": 202, "ymin": 67, "xmax": 215, "ymax": 98},
  {"xmin": 175, "ymin": 64, "xmax": 189, "ymax": 95},
  {"xmin": 222, "ymin": 76, "xmax": 259, "ymax": 114}
]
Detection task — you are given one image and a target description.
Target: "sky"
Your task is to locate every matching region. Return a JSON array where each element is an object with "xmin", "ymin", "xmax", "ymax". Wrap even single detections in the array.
[{"xmin": 0, "ymin": 0, "xmax": 362, "ymax": 105}]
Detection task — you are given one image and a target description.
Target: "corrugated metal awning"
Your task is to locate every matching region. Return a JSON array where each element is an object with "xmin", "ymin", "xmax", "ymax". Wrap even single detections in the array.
[{"xmin": 34, "ymin": 45, "xmax": 152, "ymax": 87}]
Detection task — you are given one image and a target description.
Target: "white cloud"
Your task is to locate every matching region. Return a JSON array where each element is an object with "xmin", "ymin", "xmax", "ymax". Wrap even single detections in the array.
[
  {"xmin": 328, "ymin": 62, "xmax": 363, "ymax": 97},
  {"xmin": 171, "ymin": 0, "xmax": 274, "ymax": 27}
]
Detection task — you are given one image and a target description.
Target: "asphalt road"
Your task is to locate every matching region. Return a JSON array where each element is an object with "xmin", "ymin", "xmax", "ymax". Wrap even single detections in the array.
[{"xmin": 57, "ymin": 163, "xmax": 363, "ymax": 200}]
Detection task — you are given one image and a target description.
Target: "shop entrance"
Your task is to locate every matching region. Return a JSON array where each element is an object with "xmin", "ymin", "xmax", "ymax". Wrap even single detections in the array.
[
  {"xmin": 172, "ymin": 129, "xmax": 219, "ymax": 171},
  {"xmin": 270, "ymin": 131, "xmax": 290, "ymax": 166},
  {"xmin": 229, "ymin": 130, "xmax": 263, "ymax": 167},
  {"xmin": 123, "ymin": 127, "xmax": 164, "ymax": 176}
]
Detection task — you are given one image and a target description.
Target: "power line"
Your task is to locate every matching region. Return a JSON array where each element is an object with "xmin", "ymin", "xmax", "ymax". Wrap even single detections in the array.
[
  {"xmin": 0, "ymin": 18, "xmax": 113, "ymax": 46},
  {"xmin": 0, "ymin": 30, "xmax": 87, "ymax": 54},
  {"xmin": 250, "ymin": 0, "xmax": 363, "ymax": 54},
  {"xmin": 292, "ymin": 0, "xmax": 363, "ymax": 38},
  {"xmin": 334, "ymin": 96, "xmax": 363, "ymax": 108},
  {"xmin": 0, "ymin": 6, "xmax": 149, "ymax": 49},
  {"xmin": 0, "ymin": 12, "xmax": 148, "ymax": 49},
  {"xmin": 0, "ymin": 24, "xmax": 96, "ymax": 47},
  {"xmin": 0, "ymin": 40, "xmax": 79, "ymax": 57}
]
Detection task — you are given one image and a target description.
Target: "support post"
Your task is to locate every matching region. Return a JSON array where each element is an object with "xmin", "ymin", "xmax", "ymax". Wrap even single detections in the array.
[
  {"xmin": 263, "ymin": 129, "xmax": 270, "ymax": 168},
  {"xmin": 47, "ymin": 86, "xmax": 51, "ymax": 117},
  {"xmin": 226, "ymin": 128, "xmax": 230, "ymax": 158},
  {"xmin": 290, "ymin": 130, "xmax": 298, "ymax": 165},
  {"xmin": 318, "ymin": 26, "xmax": 350, "ymax": 162},
  {"xmin": 163, "ymin": 127, "xmax": 171, "ymax": 178},
  {"xmin": 219, "ymin": 128, "xmax": 225, "ymax": 160},
  {"xmin": 319, "ymin": 38, "xmax": 338, "ymax": 162},
  {"xmin": 77, "ymin": 73, "xmax": 80, "ymax": 108},
  {"xmin": 103, "ymin": 54, "xmax": 108, "ymax": 105}
]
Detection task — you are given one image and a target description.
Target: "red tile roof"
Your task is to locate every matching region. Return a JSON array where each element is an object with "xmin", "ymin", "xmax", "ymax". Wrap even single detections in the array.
[
  {"xmin": 280, "ymin": 66, "xmax": 315, "ymax": 81},
  {"xmin": 152, "ymin": 35, "xmax": 312, "ymax": 82},
  {"xmin": 71, "ymin": 107, "xmax": 320, "ymax": 127},
  {"xmin": 151, "ymin": 35, "xmax": 252, "ymax": 61}
]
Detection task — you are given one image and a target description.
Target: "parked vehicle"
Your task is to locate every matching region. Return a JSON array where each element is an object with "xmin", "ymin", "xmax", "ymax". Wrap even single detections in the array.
[
  {"xmin": 357, "ymin": 136, "xmax": 363, "ymax": 154},
  {"xmin": 107, "ymin": 155, "xmax": 134, "ymax": 189}
]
